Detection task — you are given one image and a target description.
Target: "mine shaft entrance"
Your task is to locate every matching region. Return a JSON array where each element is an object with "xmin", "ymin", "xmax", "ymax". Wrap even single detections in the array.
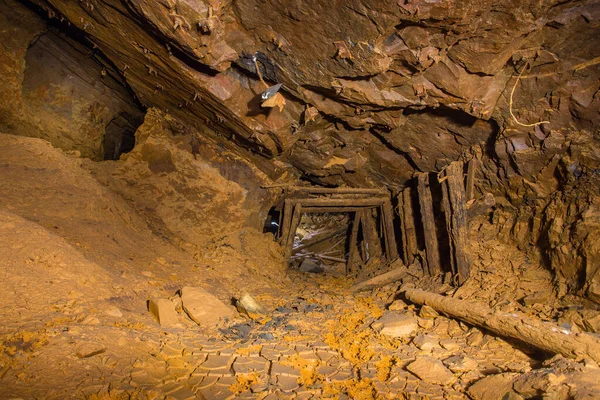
[{"xmin": 273, "ymin": 186, "xmax": 399, "ymax": 275}]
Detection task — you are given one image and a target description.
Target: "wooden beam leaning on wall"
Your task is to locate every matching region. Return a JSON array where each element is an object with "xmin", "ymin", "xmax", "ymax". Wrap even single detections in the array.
[
  {"xmin": 417, "ymin": 173, "xmax": 441, "ymax": 276},
  {"xmin": 439, "ymin": 161, "xmax": 470, "ymax": 285},
  {"xmin": 381, "ymin": 199, "xmax": 399, "ymax": 262},
  {"xmin": 346, "ymin": 211, "xmax": 362, "ymax": 275},
  {"xmin": 398, "ymin": 187, "xmax": 418, "ymax": 266}
]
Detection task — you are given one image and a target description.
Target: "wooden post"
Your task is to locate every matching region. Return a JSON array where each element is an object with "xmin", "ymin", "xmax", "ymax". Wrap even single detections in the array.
[
  {"xmin": 441, "ymin": 162, "xmax": 470, "ymax": 284},
  {"xmin": 465, "ymin": 159, "xmax": 478, "ymax": 202},
  {"xmin": 440, "ymin": 170, "xmax": 457, "ymax": 278},
  {"xmin": 279, "ymin": 199, "xmax": 294, "ymax": 244},
  {"xmin": 381, "ymin": 199, "xmax": 399, "ymax": 262},
  {"xmin": 361, "ymin": 208, "xmax": 382, "ymax": 260},
  {"xmin": 346, "ymin": 211, "xmax": 362, "ymax": 275},
  {"xmin": 417, "ymin": 173, "xmax": 441, "ymax": 276},
  {"xmin": 284, "ymin": 203, "xmax": 303, "ymax": 264},
  {"xmin": 398, "ymin": 188, "xmax": 418, "ymax": 266}
]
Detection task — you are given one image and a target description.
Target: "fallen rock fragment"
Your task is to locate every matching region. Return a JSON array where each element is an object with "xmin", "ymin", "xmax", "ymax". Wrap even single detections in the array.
[
  {"xmin": 373, "ymin": 312, "xmax": 418, "ymax": 338},
  {"xmin": 298, "ymin": 259, "xmax": 324, "ymax": 273},
  {"xmin": 419, "ymin": 305, "xmax": 439, "ymax": 319},
  {"xmin": 443, "ymin": 355, "xmax": 479, "ymax": 373},
  {"xmin": 467, "ymin": 373, "xmax": 519, "ymax": 400},
  {"xmin": 388, "ymin": 299, "xmax": 407, "ymax": 311},
  {"xmin": 412, "ymin": 334, "xmax": 441, "ymax": 351},
  {"xmin": 236, "ymin": 293, "xmax": 268, "ymax": 318},
  {"xmin": 181, "ymin": 286, "xmax": 234, "ymax": 327},
  {"xmin": 148, "ymin": 298, "xmax": 181, "ymax": 328},
  {"xmin": 406, "ymin": 356, "xmax": 457, "ymax": 386}
]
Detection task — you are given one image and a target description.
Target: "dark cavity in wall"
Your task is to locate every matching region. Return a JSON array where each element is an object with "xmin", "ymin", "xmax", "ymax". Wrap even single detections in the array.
[{"xmin": 22, "ymin": 21, "xmax": 145, "ymax": 160}]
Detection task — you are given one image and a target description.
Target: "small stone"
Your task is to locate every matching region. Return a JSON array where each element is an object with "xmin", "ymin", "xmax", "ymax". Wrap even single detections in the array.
[
  {"xmin": 439, "ymin": 339, "xmax": 460, "ymax": 351},
  {"xmin": 298, "ymin": 259, "xmax": 324, "ymax": 273},
  {"xmin": 148, "ymin": 298, "xmax": 181, "ymax": 328},
  {"xmin": 236, "ymin": 293, "xmax": 268, "ymax": 316},
  {"xmin": 412, "ymin": 334, "xmax": 440, "ymax": 351},
  {"xmin": 388, "ymin": 300, "xmax": 407, "ymax": 311},
  {"xmin": 406, "ymin": 357, "xmax": 457, "ymax": 386},
  {"xmin": 417, "ymin": 317, "xmax": 434, "ymax": 329},
  {"xmin": 375, "ymin": 313, "xmax": 418, "ymax": 338},
  {"xmin": 467, "ymin": 373, "xmax": 519, "ymax": 400},
  {"xmin": 419, "ymin": 305, "xmax": 439, "ymax": 319},
  {"xmin": 181, "ymin": 286, "xmax": 234, "ymax": 327},
  {"xmin": 466, "ymin": 330, "xmax": 484, "ymax": 347},
  {"xmin": 443, "ymin": 355, "xmax": 478, "ymax": 373}
]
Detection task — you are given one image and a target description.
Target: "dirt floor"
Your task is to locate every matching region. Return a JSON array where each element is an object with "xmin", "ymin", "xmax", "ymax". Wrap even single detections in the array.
[{"xmin": 1, "ymin": 132, "xmax": 600, "ymax": 399}]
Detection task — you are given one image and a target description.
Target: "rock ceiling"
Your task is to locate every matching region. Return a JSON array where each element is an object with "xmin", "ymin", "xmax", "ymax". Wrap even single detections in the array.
[{"xmin": 25, "ymin": 0, "xmax": 600, "ymax": 189}]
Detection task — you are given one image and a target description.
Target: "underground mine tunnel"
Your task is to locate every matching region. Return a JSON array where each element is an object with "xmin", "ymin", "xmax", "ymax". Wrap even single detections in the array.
[{"xmin": 0, "ymin": 0, "xmax": 599, "ymax": 398}]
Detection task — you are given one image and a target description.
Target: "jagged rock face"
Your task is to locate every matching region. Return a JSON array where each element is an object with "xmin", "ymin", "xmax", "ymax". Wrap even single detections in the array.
[{"xmin": 17, "ymin": 0, "xmax": 600, "ymax": 188}]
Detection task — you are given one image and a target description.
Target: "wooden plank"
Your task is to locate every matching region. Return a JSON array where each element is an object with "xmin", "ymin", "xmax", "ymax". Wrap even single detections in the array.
[
  {"xmin": 302, "ymin": 206, "xmax": 372, "ymax": 213},
  {"xmin": 398, "ymin": 188, "xmax": 418, "ymax": 266},
  {"xmin": 440, "ymin": 169, "xmax": 457, "ymax": 278},
  {"xmin": 465, "ymin": 159, "xmax": 477, "ymax": 201},
  {"xmin": 279, "ymin": 199, "xmax": 294, "ymax": 244},
  {"xmin": 381, "ymin": 199, "xmax": 399, "ymax": 261},
  {"xmin": 361, "ymin": 208, "xmax": 382, "ymax": 260},
  {"xmin": 443, "ymin": 161, "xmax": 470, "ymax": 284},
  {"xmin": 283, "ymin": 203, "xmax": 303, "ymax": 264},
  {"xmin": 351, "ymin": 260, "xmax": 407, "ymax": 292},
  {"xmin": 264, "ymin": 185, "xmax": 388, "ymax": 195},
  {"xmin": 417, "ymin": 173, "xmax": 441, "ymax": 276},
  {"xmin": 299, "ymin": 197, "xmax": 387, "ymax": 208},
  {"xmin": 346, "ymin": 211, "xmax": 362, "ymax": 275}
]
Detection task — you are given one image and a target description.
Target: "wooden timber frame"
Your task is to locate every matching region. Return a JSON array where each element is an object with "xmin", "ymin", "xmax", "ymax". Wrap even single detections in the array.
[
  {"xmin": 276, "ymin": 186, "xmax": 399, "ymax": 274},
  {"xmin": 396, "ymin": 159, "xmax": 495, "ymax": 285}
]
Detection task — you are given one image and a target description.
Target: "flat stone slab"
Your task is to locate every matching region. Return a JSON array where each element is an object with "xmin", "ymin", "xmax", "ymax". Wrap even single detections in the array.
[
  {"xmin": 406, "ymin": 356, "xmax": 457, "ymax": 386},
  {"xmin": 374, "ymin": 312, "xmax": 419, "ymax": 338},
  {"xmin": 181, "ymin": 286, "xmax": 234, "ymax": 327}
]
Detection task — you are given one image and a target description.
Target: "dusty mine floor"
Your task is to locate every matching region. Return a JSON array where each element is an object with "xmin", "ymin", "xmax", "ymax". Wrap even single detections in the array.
[{"xmin": 1, "ymin": 133, "xmax": 599, "ymax": 399}]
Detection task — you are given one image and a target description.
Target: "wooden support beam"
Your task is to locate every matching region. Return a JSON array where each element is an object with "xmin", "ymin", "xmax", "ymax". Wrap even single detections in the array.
[
  {"xmin": 302, "ymin": 206, "xmax": 372, "ymax": 213},
  {"xmin": 440, "ymin": 161, "xmax": 470, "ymax": 284},
  {"xmin": 283, "ymin": 186, "xmax": 388, "ymax": 195},
  {"xmin": 299, "ymin": 197, "xmax": 387, "ymax": 208},
  {"xmin": 381, "ymin": 199, "xmax": 399, "ymax": 262},
  {"xmin": 346, "ymin": 211, "xmax": 362, "ymax": 275},
  {"xmin": 398, "ymin": 188, "xmax": 418, "ymax": 266},
  {"xmin": 279, "ymin": 199, "xmax": 294, "ymax": 244},
  {"xmin": 403, "ymin": 288, "xmax": 600, "ymax": 364},
  {"xmin": 361, "ymin": 208, "xmax": 382, "ymax": 260},
  {"xmin": 465, "ymin": 159, "xmax": 478, "ymax": 201},
  {"xmin": 283, "ymin": 203, "xmax": 303, "ymax": 264},
  {"xmin": 417, "ymin": 173, "xmax": 441, "ymax": 276},
  {"xmin": 351, "ymin": 260, "xmax": 408, "ymax": 292}
]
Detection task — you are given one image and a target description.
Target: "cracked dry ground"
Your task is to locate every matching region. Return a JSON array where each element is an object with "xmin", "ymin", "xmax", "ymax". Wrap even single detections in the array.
[{"xmin": 1, "ymin": 134, "xmax": 600, "ymax": 400}]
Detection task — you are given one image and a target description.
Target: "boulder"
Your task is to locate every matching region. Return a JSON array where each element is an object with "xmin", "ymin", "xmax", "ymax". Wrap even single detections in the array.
[
  {"xmin": 406, "ymin": 356, "xmax": 457, "ymax": 386},
  {"xmin": 148, "ymin": 298, "xmax": 181, "ymax": 328},
  {"xmin": 180, "ymin": 287, "xmax": 234, "ymax": 327}
]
